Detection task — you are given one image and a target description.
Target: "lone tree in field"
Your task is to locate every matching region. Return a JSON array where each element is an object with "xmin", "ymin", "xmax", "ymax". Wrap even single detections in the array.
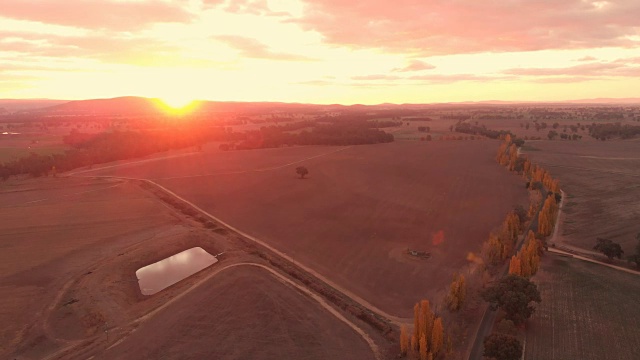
[
  {"xmin": 481, "ymin": 274, "xmax": 541, "ymax": 325},
  {"xmin": 483, "ymin": 333, "xmax": 522, "ymax": 360},
  {"xmin": 295, "ymin": 166, "xmax": 308, "ymax": 179},
  {"xmin": 593, "ymin": 238, "xmax": 624, "ymax": 261},
  {"xmin": 628, "ymin": 234, "xmax": 640, "ymax": 268}
]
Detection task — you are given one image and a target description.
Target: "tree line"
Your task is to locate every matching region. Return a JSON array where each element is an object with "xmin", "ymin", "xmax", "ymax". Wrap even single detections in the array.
[
  {"xmin": 221, "ymin": 121, "xmax": 395, "ymax": 150},
  {"xmin": 588, "ymin": 122, "xmax": 640, "ymax": 140},
  {"xmin": 400, "ymin": 299, "xmax": 452, "ymax": 360},
  {"xmin": 453, "ymin": 121, "xmax": 514, "ymax": 140},
  {"xmin": 0, "ymin": 125, "xmax": 238, "ymax": 180},
  {"xmin": 1, "ymin": 120, "xmax": 396, "ymax": 180}
]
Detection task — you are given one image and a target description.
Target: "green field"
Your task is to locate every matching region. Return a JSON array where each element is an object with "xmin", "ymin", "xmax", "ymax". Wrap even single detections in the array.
[{"xmin": 525, "ymin": 254, "xmax": 640, "ymax": 360}]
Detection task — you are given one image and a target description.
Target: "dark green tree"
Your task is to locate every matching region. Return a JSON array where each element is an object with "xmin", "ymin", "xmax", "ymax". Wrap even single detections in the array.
[
  {"xmin": 593, "ymin": 238, "xmax": 624, "ymax": 261},
  {"xmin": 481, "ymin": 274, "xmax": 541, "ymax": 324},
  {"xmin": 295, "ymin": 166, "xmax": 309, "ymax": 179},
  {"xmin": 483, "ymin": 333, "xmax": 522, "ymax": 360}
]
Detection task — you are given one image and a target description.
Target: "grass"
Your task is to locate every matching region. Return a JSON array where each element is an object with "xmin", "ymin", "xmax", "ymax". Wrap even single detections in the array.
[
  {"xmin": 525, "ymin": 255, "xmax": 640, "ymax": 359},
  {"xmin": 92, "ymin": 141, "xmax": 528, "ymax": 316},
  {"xmin": 0, "ymin": 146, "xmax": 68, "ymax": 163}
]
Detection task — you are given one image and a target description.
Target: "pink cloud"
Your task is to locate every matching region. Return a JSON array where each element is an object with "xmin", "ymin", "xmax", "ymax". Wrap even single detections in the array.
[
  {"xmin": 204, "ymin": 0, "xmax": 291, "ymax": 17},
  {"xmin": 350, "ymin": 73, "xmax": 509, "ymax": 84},
  {"xmin": 407, "ymin": 74, "xmax": 505, "ymax": 83},
  {"xmin": 504, "ymin": 62, "xmax": 623, "ymax": 76},
  {"xmin": 576, "ymin": 56, "xmax": 598, "ymax": 62},
  {"xmin": 293, "ymin": 0, "xmax": 640, "ymax": 55},
  {"xmin": 393, "ymin": 60, "xmax": 436, "ymax": 72},
  {"xmin": 351, "ymin": 74, "xmax": 401, "ymax": 81},
  {"xmin": 532, "ymin": 77, "xmax": 595, "ymax": 83},
  {"xmin": 504, "ymin": 61, "xmax": 640, "ymax": 78},
  {"xmin": 213, "ymin": 35, "xmax": 315, "ymax": 61},
  {"xmin": 0, "ymin": 31, "xmax": 187, "ymax": 66},
  {"xmin": 0, "ymin": 0, "xmax": 193, "ymax": 31}
]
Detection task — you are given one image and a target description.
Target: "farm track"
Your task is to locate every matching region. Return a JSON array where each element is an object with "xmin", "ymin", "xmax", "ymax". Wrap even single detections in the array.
[
  {"xmin": 61, "ymin": 147, "xmax": 401, "ymax": 357},
  {"xmin": 142, "ymin": 178, "xmax": 409, "ymax": 326},
  {"xmin": 547, "ymin": 190, "xmax": 639, "ymax": 276},
  {"xmin": 44, "ymin": 263, "xmax": 382, "ymax": 360},
  {"xmin": 518, "ymin": 188, "xmax": 639, "ymax": 360},
  {"xmin": 68, "ymin": 146, "xmax": 410, "ymax": 326}
]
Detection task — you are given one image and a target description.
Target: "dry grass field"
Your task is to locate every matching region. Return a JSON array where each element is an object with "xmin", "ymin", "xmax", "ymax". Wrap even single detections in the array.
[
  {"xmin": 524, "ymin": 140, "xmax": 640, "ymax": 254},
  {"xmin": 97, "ymin": 266, "xmax": 375, "ymax": 360},
  {"xmin": 0, "ymin": 177, "xmax": 176, "ymax": 357},
  {"xmin": 0, "ymin": 133, "xmax": 69, "ymax": 162},
  {"xmin": 0, "ymin": 177, "xmax": 377, "ymax": 359},
  {"xmin": 88, "ymin": 140, "xmax": 529, "ymax": 317},
  {"xmin": 525, "ymin": 254, "xmax": 640, "ymax": 360}
]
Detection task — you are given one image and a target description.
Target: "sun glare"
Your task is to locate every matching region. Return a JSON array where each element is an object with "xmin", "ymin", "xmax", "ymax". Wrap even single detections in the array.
[{"xmin": 161, "ymin": 96, "xmax": 195, "ymax": 110}]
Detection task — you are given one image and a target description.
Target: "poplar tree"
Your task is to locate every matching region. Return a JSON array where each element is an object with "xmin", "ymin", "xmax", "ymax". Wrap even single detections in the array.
[
  {"xmin": 431, "ymin": 317, "xmax": 444, "ymax": 356},
  {"xmin": 419, "ymin": 334, "xmax": 428, "ymax": 360},
  {"xmin": 400, "ymin": 325, "xmax": 409, "ymax": 356},
  {"xmin": 509, "ymin": 255, "xmax": 522, "ymax": 276}
]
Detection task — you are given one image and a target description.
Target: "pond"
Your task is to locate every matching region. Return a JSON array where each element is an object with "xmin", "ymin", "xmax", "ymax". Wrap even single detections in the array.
[{"xmin": 136, "ymin": 247, "xmax": 218, "ymax": 295}]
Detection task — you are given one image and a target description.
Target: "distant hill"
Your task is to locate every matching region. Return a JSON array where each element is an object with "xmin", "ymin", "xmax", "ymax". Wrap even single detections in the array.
[
  {"xmin": 562, "ymin": 98, "xmax": 640, "ymax": 105},
  {"xmin": 2, "ymin": 96, "xmax": 639, "ymax": 118},
  {"xmin": 12, "ymin": 97, "xmax": 353, "ymax": 117},
  {"xmin": 42, "ymin": 96, "xmax": 169, "ymax": 116},
  {"xmin": 0, "ymin": 99, "xmax": 68, "ymax": 113}
]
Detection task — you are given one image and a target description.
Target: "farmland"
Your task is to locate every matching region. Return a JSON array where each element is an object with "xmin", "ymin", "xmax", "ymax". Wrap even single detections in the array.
[
  {"xmin": 97, "ymin": 266, "xmax": 375, "ymax": 360},
  {"xmin": 0, "ymin": 177, "xmax": 378, "ymax": 359},
  {"xmin": 88, "ymin": 140, "xmax": 529, "ymax": 316},
  {"xmin": 524, "ymin": 140, "xmax": 640, "ymax": 254},
  {"xmin": 525, "ymin": 254, "xmax": 640, "ymax": 360}
]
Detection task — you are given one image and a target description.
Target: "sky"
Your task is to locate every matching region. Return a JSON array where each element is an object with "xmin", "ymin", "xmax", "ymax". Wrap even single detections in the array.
[{"xmin": 1, "ymin": 0, "xmax": 639, "ymax": 105}]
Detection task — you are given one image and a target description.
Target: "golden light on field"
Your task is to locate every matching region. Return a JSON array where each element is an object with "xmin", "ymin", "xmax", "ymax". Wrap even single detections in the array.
[{"xmin": 0, "ymin": 1, "xmax": 638, "ymax": 103}]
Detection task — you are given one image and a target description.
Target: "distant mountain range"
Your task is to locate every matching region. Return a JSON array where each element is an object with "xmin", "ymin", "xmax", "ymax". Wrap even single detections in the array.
[{"xmin": 1, "ymin": 96, "xmax": 638, "ymax": 117}]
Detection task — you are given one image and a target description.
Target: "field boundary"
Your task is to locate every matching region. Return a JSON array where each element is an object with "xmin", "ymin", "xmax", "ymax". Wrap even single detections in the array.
[
  {"xmin": 548, "ymin": 189, "xmax": 639, "ymax": 276},
  {"xmin": 44, "ymin": 262, "xmax": 382, "ymax": 360},
  {"xmin": 138, "ymin": 178, "xmax": 407, "ymax": 326}
]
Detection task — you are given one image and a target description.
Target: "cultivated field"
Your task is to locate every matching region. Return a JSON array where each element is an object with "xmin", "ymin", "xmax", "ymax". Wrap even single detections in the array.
[
  {"xmin": 97, "ymin": 266, "xmax": 375, "ymax": 360},
  {"xmin": 0, "ymin": 177, "xmax": 378, "ymax": 359},
  {"xmin": 0, "ymin": 133, "xmax": 68, "ymax": 162},
  {"xmin": 88, "ymin": 140, "xmax": 529, "ymax": 316},
  {"xmin": 525, "ymin": 254, "xmax": 640, "ymax": 360},
  {"xmin": 524, "ymin": 140, "xmax": 640, "ymax": 253}
]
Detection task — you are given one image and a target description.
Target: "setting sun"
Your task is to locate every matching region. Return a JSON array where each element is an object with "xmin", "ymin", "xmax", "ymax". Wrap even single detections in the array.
[{"xmin": 160, "ymin": 96, "xmax": 196, "ymax": 110}]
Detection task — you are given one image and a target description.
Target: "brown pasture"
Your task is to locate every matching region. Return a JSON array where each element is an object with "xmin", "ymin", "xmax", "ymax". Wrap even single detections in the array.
[
  {"xmin": 89, "ymin": 141, "xmax": 529, "ymax": 317},
  {"xmin": 0, "ymin": 177, "xmax": 375, "ymax": 359},
  {"xmin": 524, "ymin": 140, "xmax": 640, "ymax": 254},
  {"xmin": 97, "ymin": 266, "xmax": 375, "ymax": 360},
  {"xmin": 525, "ymin": 254, "xmax": 640, "ymax": 360}
]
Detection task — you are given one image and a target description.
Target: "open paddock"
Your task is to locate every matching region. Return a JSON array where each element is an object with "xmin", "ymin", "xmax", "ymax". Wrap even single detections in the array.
[
  {"xmin": 89, "ymin": 141, "xmax": 528, "ymax": 317},
  {"xmin": 524, "ymin": 140, "xmax": 640, "ymax": 253},
  {"xmin": 525, "ymin": 254, "xmax": 640, "ymax": 360}
]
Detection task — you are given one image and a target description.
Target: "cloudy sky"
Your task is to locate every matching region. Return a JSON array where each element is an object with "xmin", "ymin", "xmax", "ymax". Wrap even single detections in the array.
[{"xmin": 1, "ymin": 0, "xmax": 639, "ymax": 105}]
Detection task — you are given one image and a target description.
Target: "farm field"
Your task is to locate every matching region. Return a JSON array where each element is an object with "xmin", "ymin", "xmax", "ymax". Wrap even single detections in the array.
[
  {"xmin": 0, "ymin": 177, "xmax": 176, "ymax": 358},
  {"xmin": 0, "ymin": 176, "xmax": 381, "ymax": 360},
  {"xmin": 88, "ymin": 140, "xmax": 529, "ymax": 317},
  {"xmin": 525, "ymin": 254, "xmax": 640, "ymax": 360},
  {"xmin": 76, "ymin": 144, "xmax": 344, "ymax": 179},
  {"xmin": 524, "ymin": 140, "xmax": 640, "ymax": 253},
  {"xmin": 97, "ymin": 266, "xmax": 375, "ymax": 360},
  {"xmin": 0, "ymin": 133, "xmax": 69, "ymax": 162}
]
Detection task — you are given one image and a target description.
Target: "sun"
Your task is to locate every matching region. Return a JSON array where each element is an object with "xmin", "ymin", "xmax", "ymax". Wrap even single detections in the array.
[
  {"xmin": 161, "ymin": 95, "xmax": 195, "ymax": 110},
  {"xmin": 156, "ymin": 95, "xmax": 200, "ymax": 116}
]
